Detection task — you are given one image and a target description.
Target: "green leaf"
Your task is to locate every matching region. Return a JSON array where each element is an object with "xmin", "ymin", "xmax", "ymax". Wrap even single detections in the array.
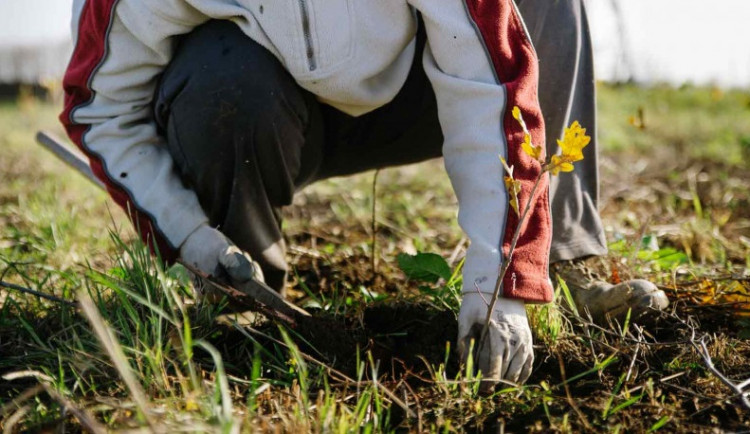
[
  {"xmin": 607, "ymin": 238, "xmax": 630, "ymax": 255},
  {"xmin": 397, "ymin": 252, "xmax": 451, "ymax": 283},
  {"xmin": 637, "ymin": 247, "xmax": 689, "ymax": 269},
  {"xmin": 557, "ymin": 275, "xmax": 579, "ymax": 317},
  {"xmin": 648, "ymin": 415, "xmax": 670, "ymax": 432},
  {"xmin": 108, "ymin": 266, "xmax": 128, "ymax": 280},
  {"xmin": 610, "ymin": 393, "xmax": 643, "ymax": 414},
  {"xmin": 640, "ymin": 234, "xmax": 660, "ymax": 251}
]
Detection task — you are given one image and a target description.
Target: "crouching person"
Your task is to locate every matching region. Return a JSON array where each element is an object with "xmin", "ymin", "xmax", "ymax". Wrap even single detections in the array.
[{"xmin": 61, "ymin": 0, "xmax": 667, "ymax": 391}]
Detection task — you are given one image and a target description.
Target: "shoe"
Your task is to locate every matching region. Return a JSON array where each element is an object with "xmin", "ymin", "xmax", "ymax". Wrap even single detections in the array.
[{"xmin": 553, "ymin": 260, "xmax": 669, "ymax": 325}]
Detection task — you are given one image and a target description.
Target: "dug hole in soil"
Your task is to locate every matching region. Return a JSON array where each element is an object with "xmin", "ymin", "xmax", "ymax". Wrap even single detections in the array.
[{"xmin": 212, "ymin": 302, "xmax": 460, "ymax": 381}]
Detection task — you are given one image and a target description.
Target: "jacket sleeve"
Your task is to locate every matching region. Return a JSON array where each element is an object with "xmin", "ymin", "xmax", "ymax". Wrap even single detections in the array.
[
  {"xmin": 61, "ymin": 0, "xmax": 213, "ymax": 261},
  {"xmin": 409, "ymin": 0, "xmax": 553, "ymax": 303}
]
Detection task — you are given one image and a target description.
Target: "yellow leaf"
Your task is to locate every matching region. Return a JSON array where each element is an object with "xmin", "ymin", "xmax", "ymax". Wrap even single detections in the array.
[
  {"xmin": 521, "ymin": 133, "xmax": 542, "ymax": 161},
  {"xmin": 547, "ymin": 155, "xmax": 574, "ymax": 176},
  {"xmin": 504, "ymin": 175, "xmax": 521, "ymax": 216},
  {"xmin": 556, "ymin": 121, "xmax": 590, "ymax": 163},
  {"xmin": 185, "ymin": 398, "xmax": 200, "ymax": 412},
  {"xmin": 512, "ymin": 106, "xmax": 522, "ymax": 122},
  {"xmin": 499, "ymin": 156, "xmax": 513, "ymax": 174},
  {"xmin": 512, "ymin": 106, "xmax": 543, "ymax": 162},
  {"xmin": 719, "ymin": 281, "xmax": 750, "ymax": 317},
  {"xmin": 474, "ymin": 399, "xmax": 483, "ymax": 415}
]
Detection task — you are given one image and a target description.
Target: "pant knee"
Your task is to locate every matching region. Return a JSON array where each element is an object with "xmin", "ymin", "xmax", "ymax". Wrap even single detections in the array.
[
  {"xmin": 157, "ymin": 21, "xmax": 308, "ymax": 135},
  {"xmin": 155, "ymin": 21, "xmax": 315, "ymax": 201}
]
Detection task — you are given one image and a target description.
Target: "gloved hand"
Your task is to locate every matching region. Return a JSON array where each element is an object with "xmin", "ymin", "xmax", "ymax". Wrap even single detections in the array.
[
  {"xmin": 180, "ymin": 224, "xmax": 263, "ymax": 288},
  {"xmin": 458, "ymin": 293, "xmax": 534, "ymax": 393}
]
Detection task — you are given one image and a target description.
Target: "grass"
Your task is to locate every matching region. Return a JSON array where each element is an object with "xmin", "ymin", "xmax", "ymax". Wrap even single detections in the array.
[
  {"xmin": 1, "ymin": 83, "xmax": 750, "ymax": 432},
  {"xmin": 598, "ymin": 83, "xmax": 750, "ymax": 165}
]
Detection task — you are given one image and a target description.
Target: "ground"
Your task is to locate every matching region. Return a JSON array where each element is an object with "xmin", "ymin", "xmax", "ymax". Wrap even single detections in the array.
[{"xmin": 0, "ymin": 84, "xmax": 749, "ymax": 432}]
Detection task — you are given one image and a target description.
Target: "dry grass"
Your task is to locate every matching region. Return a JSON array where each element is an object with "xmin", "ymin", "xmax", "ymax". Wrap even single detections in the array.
[{"xmin": 1, "ymin": 84, "xmax": 749, "ymax": 432}]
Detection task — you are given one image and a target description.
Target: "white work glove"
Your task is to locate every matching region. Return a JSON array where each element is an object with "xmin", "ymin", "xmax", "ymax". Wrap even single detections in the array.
[
  {"xmin": 179, "ymin": 224, "xmax": 263, "ymax": 289},
  {"xmin": 458, "ymin": 293, "xmax": 534, "ymax": 393}
]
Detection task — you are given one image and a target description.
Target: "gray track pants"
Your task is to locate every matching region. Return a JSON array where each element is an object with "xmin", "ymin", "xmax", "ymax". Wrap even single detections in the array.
[{"xmin": 154, "ymin": 0, "xmax": 608, "ymax": 291}]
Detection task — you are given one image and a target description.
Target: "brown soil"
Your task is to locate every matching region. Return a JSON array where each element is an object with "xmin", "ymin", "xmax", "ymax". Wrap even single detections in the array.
[
  {"xmin": 211, "ymin": 302, "xmax": 458, "ymax": 380},
  {"xmin": 207, "ymin": 296, "xmax": 750, "ymax": 432}
]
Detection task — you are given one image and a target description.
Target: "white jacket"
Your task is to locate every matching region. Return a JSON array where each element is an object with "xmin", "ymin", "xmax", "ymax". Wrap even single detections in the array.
[{"xmin": 62, "ymin": 0, "xmax": 554, "ymax": 302}]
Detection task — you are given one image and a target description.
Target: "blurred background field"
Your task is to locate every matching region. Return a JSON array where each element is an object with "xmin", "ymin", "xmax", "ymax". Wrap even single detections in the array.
[{"xmin": 4, "ymin": 83, "xmax": 749, "ymax": 278}]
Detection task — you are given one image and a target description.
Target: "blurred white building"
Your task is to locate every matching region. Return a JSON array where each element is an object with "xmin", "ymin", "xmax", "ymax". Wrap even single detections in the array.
[
  {"xmin": 0, "ymin": 0, "xmax": 73, "ymax": 84},
  {"xmin": 0, "ymin": 0, "xmax": 748, "ymax": 88}
]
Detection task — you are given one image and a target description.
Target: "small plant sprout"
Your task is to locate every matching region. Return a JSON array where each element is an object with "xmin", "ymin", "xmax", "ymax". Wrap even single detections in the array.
[{"xmin": 480, "ymin": 107, "xmax": 591, "ymax": 363}]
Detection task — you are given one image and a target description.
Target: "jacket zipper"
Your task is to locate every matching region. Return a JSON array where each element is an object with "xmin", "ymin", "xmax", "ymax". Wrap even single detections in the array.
[{"xmin": 297, "ymin": 0, "xmax": 316, "ymax": 71}]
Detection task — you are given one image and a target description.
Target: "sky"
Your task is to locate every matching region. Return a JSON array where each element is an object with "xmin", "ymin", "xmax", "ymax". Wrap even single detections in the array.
[
  {"xmin": 588, "ymin": 0, "xmax": 750, "ymax": 88},
  {"xmin": 0, "ymin": 0, "xmax": 72, "ymax": 46}
]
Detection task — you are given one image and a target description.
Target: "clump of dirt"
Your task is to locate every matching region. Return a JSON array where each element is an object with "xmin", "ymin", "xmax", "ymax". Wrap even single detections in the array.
[
  {"xmin": 361, "ymin": 304, "xmax": 457, "ymax": 374},
  {"xmin": 283, "ymin": 302, "xmax": 458, "ymax": 378}
]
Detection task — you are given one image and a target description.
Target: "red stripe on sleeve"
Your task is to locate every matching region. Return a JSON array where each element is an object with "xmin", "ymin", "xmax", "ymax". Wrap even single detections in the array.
[
  {"xmin": 59, "ymin": 0, "xmax": 178, "ymax": 262},
  {"xmin": 464, "ymin": 0, "xmax": 553, "ymax": 302}
]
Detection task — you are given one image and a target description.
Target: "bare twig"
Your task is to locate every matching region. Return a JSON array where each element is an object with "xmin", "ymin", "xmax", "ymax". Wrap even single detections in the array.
[
  {"xmin": 664, "ymin": 310, "xmax": 750, "ymax": 410},
  {"xmin": 0, "ymin": 280, "xmax": 77, "ymax": 307},
  {"xmin": 563, "ymin": 301, "xmax": 604, "ymax": 367},
  {"xmin": 480, "ymin": 174, "xmax": 545, "ymax": 345},
  {"xmin": 447, "ymin": 237, "xmax": 468, "ymax": 268},
  {"xmin": 557, "ymin": 302, "xmax": 693, "ymax": 348},
  {"xmin": 2, "ymin": 372, "xmax": 106, "ymax": 433},
  {"xmin": 692, "ymin": 336, "xmax": 750, "ymax": 409},
  {"xmin": 400, "ymin": 379, "xmax": 423, "ymax": 432},
  {"xmin": 556, "ymin": 352, "xmax": 593, "ymax": 430},
  {"xmin": 0, "ymin": 384, "xmax": 45, "ymax": 420},
  {"xmin": 43, "ymin": 385, "xmax": 107, "ymax": 434},
  {"xmin": 371, "ymin": 169, "xmax": 380, "ymax": 275},
  {"xmin": 2, "ymin": 370, "xmax": 54, "ymax": 383},
  {"xmin": 625, "ymin": 342, "xmax": 640, "ymax": 384},
  {"xmin": 625, "ymin": 324, "xmax": 646, "ymax": 383},
  {"xmin": 2, "ymin": 404, "xmax": 31, "ymax": 434}
]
